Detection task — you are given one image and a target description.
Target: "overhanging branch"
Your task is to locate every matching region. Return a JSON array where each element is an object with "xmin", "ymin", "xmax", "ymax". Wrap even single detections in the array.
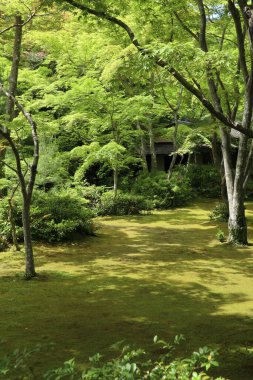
[
  {"xmin": 63, "ymin": 0, "xmax": 253, "ymax": 138},
  {"xmin": 64, "ymin": 0, "xmax": 142, "ymax": 50}
]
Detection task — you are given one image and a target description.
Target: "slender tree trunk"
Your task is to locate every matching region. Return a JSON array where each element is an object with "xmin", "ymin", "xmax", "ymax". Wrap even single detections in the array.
[
  {"xmin": 168, "ymin": 119, "xmax": 179, "ymax": 179},
  {"xmin": 168, "ymin": 154, "xmax": 177, "ymax": 179},
  {"xmin": 167, "ymin": 87, "xmax": 183, "ymax": 179},
  {"xmin": 187, "ymin": 153, "xmax": 192, "ymax": 166},
  {"xmin": 6, "ymin": 15, "xmax": 23, "ymax": 119},
  {"xmin": 148, "ymin": 122, "xmax": 157, "ymax": 171},
  {"xmin": 220, "ymin": 161, "xmax": 227, "ymax": 202},
  {"xmin": 22, "ymin": 199, "xmax": 36, "ymax": 278},
  {"xmin": 113, "ymin": 167, "xmax": 118, "ymax": 197},
  {"xmin": 5, "ymin": 16, "xmax": 23, "ymax": 246},
  {"xmin": 0, "ymin": 88, "xmax": 39, "ymax": 278},
  {"xmin": 211, "ymin": 132, "xmax": 227, "ymax": 201},
  {"xmin": 8, "ymin": 198, "xmax": 20, "ymax": 251},
  {"xmin": 211, "ymin": 132, "xmax": 221, "ymax": 167},
  {"xmin": 227, "ymin": 134, "xmax": 248, "ymax": 244},
  {"xmin": 0, "ymin": 15, "xmax": 22, "ymax": 177},
  {"xmin": 136, "ymin": 122, "xmax": 148, "ymax": 172}
]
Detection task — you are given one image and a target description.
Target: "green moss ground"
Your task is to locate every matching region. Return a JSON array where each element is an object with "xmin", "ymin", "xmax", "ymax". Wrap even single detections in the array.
[{"xmin": 1, "ymin": 200, "xmax": 253, "ymax": 379}]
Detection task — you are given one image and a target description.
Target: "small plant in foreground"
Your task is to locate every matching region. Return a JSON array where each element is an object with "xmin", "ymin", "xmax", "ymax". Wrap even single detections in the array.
[
  {"xmin": 216, "ymin": 228, "xmax": 226, "ymax": 243},
  {"xmin": 0, "ymin": 337, "xmax": 227, "ymax": 379},
  {"xmin": 44, "ymin": 336, "xmax": 226, "ymax": 380}
]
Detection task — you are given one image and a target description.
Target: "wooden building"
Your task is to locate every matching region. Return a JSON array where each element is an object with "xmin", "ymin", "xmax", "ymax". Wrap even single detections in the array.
[{"xmin": 146, "ymin": 140, "xmax": 213, "ymax": 172}]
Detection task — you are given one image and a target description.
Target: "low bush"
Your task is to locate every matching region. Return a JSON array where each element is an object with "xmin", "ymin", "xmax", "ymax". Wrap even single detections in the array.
[
  {"xmin": 185, "ymin": 164, "xmax": 221, "ymax": 198},
  {"xmin": 170, "ymin": 169, "xmax": 194, "ymax": 206},
  {"xmin": 132, "ymin": 172, "xmax": 193, "ymax": 209},
  {"xmin": 0, "ymin": 189, "xmax": 95, "ymax": 244},
  {"xmin": 31, "ymin": 190, "xmax": 95, "ymax": 242},
  {"xmin": 81, "ymin": 185, "xmax": 107, "ymax": 209},
  {"xmin": 98, "ymin": 190, "xmax": 149, "ymax": 215}
]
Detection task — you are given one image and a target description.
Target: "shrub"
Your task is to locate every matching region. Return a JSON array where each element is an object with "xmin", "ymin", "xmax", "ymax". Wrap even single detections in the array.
[
  {"xmin": 81, "ymin": 185, "xmax": 107, "ymax": 210},
  {"xmin": 0, "ymin": 190, "xmax": 95, "ymax": 244},
  {"xmin": 132, "ymin": 172, "xmax": 193, "ymax": 209},
  {"xmin": 30, "ymin": 190, "xmax": 95, "ymax": 242},
  {"xmin": 185, "ymin": 164, "xmax": 221, "ymax": 198},
  {"xmin": 170, "ymin": 169, "xmax": 194, "ymax": 206},
  {"xmin": 210, "ymin": 203, "xmax": 229, "ymax": 222},
  {"xmin": 98, "ymin": 190, "xmax": 149, "ymax": 215}
]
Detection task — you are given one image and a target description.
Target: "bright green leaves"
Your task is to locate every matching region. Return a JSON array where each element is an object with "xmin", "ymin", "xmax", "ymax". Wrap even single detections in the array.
[
  {"xmin": 70, "ymin": 141, "xmax": 127, "ymax": 181},
  {"xmin": 177, "ymin": 132, "xmax": 212, "ymax": 156},
  {"xmin": 0, "ymin": 0, "xmax": 41, "ymax": 17}
]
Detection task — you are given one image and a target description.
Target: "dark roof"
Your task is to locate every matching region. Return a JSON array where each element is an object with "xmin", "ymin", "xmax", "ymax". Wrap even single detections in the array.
[{"xmin": 146, "ymin": 142, "xmax": 174, "ymax": 155}]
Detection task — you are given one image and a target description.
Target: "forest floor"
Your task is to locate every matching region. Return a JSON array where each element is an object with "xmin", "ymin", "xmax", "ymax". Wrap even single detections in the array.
[{"xmin": 1, "ymin": 200, "xmax": 253, "ymax": 379}]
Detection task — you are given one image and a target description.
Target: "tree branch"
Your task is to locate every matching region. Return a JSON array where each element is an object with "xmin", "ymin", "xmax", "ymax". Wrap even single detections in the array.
[
  {"xmin": 0, "ymin": 0, "xmax": 47, "ymax": 36},
  {"xmin": 0, "ymin": 158, "xmax": 18, "ymax": 174},
  {"xmin": 195, "ymin": 0, "xmax": 224, "ymax": 113},
  {"xmin": 173, "ymin": 11, "xmax": 199, "ymax": 41},
  {"xmin": 63, "ymin": 0, "xmax": 253, "ymax": 138},
  {"xmin": 0, "ymin": 12, "xmax": 36, "ymax": 35},
  {"xmin": 228, "ymin": 0, "xmax": 249, "ymax": 82},
  {"xmin": 196, "ymin": 0, "xmax": 208, "ymax": 52},
  {"xmin": 64, "ymin": 0, "xmax": 142, "ymax": 51}
]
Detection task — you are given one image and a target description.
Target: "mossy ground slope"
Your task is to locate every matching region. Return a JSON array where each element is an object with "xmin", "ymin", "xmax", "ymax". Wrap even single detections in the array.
[{"xmin": 1, "ymin": 200, "xmax": 253, "ymax": 379}]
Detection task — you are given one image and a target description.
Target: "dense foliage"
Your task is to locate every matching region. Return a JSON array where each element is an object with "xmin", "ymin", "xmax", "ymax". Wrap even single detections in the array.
[
  {"xmin": 0, "ymin": 1, "xmax": 253, "ymax": 249},
  {"xmin": 0, "ymin": 190, "xmax": 95, "ymax": 243},
  {"xmin": 131, "ymin": 172, "xmax": 193, "ymax": 209},
  {"xmin": 183, "ymin": 165, "xmax": 221, "ymax": 199},
  {"xmin": 98, "ymin": 190, "xmax": 149, "ymax": 216}
]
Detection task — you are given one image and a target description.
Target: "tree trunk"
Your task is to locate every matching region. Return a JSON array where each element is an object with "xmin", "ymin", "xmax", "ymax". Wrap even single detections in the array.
[
  {"xmin": 148, "ymin": 123, "xmax": 157, "ymax": 171},
  {"xmin": 211, "ymin": 132, "xmax": 222, "ymax": 167},
  {"xmin": 220, "ymin": 162, "xmax": 227, "ymax": 202},
  {"xmin": 6, "ymin": 15, "xmax": 23, "ymax": 120},
  {"xmin": 0, "ymin": 16, "xmax": 22, "ymax": 179},
  {"xmin": 113, "ymin": 167, "xmax": 118, "ymax": 197},
  {"xmin": 22, "ymin": 200, "xmax": 36, "ymax": 278},
  {"xmin": 167, "ymin": 154, "xmax": 177, "ymax": 179},
  {"xmin": 228, "ymin": 134, "xmax": 248, "ymax": 244},
  {"xmin": 0, "ymin": 88, "xmax": 39, "ymax": 278},
  {"xmin": 221, "ymin": 129, "xmax": 249, "ymax": 245},
  {"xmin": 211, "ymin": 132, "xmax": 227, "ymax": 201},
  {"xmin": 187, "ymin": 153, "xmax": 192, "ymax": 166},
  {"xmin": 136, "ymin": 122, "xmax": 148, "ymax": 172},
  {"xmin": 167, "ymin": 120, "xmax": 179, "ymax": 179},
  {"xmin": 228, "ymin": 196, "xmax": 247, "ymax": 245},
  {"xmin": 4, "ymin": 16, "xmax": 23, "ymax": 243},
  {"xmin": 8, "ymin": 198, "xmax": 20, "ymax": 251}
]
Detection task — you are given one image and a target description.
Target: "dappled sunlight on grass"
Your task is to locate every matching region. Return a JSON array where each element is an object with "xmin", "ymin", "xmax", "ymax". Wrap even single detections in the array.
[{"xmin": 1, "ymin": 200, "xmax": 253, "ymax": 378}]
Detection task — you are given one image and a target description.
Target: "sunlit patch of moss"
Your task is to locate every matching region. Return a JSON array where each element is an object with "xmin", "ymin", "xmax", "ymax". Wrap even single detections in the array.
[{"xmin": 0, "ymin": 200, "xmax": 253, "ymax": 379}]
